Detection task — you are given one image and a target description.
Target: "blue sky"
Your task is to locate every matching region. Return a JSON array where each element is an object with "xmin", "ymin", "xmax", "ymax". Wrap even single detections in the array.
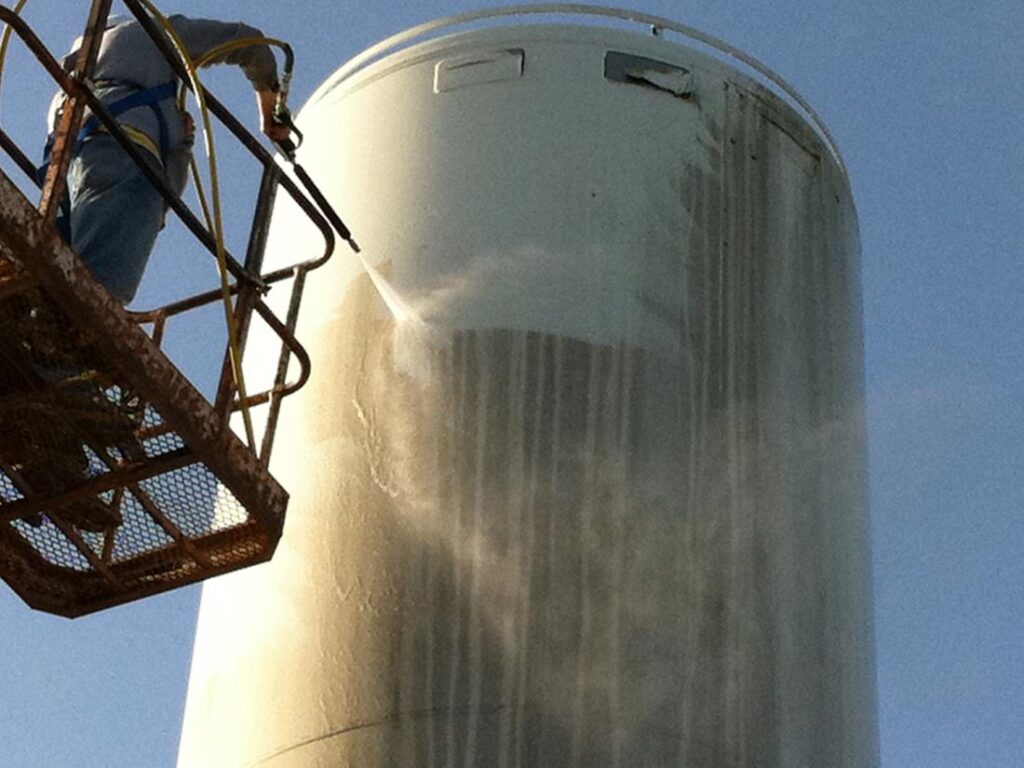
[{"xmin": 1, "ymin": 1, "xmax": 1021, "ymax": 766}]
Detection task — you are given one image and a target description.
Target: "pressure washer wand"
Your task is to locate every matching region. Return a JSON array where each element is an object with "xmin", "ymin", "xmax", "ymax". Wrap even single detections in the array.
[
  {"xmin": 274, "ymin": 127, "xmax": 360, "ymax": 254},
  {"xmin": 267, "ymin": 49, "xmax": 359, "ymax": 253}
]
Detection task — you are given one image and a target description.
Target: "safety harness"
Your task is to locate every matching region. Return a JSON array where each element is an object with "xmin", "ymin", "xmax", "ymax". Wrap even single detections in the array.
[{"xmin": 39, "ymin": 78, "xmax": 177, "ymax": 184}]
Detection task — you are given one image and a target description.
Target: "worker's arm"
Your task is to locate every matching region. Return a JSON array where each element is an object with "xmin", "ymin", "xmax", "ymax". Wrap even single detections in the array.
[{"xmin": 169, "ymin": 16, "xmax": 284, "ymax": 140}]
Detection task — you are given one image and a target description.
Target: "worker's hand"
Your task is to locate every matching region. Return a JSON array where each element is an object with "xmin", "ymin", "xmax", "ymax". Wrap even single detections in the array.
[
  {"xmin": 257, "ymin": 89, "xmax": 291, "ymax": 143},
  {"xmin": 263, "ymin": 116, "xmax": 292, "ymax": 143}
]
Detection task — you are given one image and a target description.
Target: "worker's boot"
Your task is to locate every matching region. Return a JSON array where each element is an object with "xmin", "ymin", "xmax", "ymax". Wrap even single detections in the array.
[
  {"xmin": 1, "ymin": 290, "xmax": 130, "ymax": 534},
  {"xmin": 2, "ymin": 455, "xmax": 122, "ymax": 533},
  {"xmin": 60, "ymin": 497, "xmax": 123, "ymax": 534},
  {"xmin": 0, "ymin": 384, "xmax": 126, "ymax": 533}
]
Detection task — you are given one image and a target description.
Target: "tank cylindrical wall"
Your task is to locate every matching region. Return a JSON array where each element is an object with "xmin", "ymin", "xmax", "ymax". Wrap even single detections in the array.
[{"xmin": 178, "ymin": 17, "xmax": 877, "ymax": 768}]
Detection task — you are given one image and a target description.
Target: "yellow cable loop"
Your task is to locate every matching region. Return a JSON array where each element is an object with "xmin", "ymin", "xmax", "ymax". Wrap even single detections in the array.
[
  {"xmin": 188, "ymin": 154, "xmax": 214, "ymax": 232},
  {"xmin": 185, "ymin": 37, "xmax": 292, "ymax": 234},
  {"xmin": 0, "ymin": 0, "xmax": 31, "ymax": 115},
  {"xmin": 192, "ymin": 37, "xmax": 291, "ymax": 70},
  {"xmin": 136, "ymin": 0, "xmax": 257, "ymax": 449}
]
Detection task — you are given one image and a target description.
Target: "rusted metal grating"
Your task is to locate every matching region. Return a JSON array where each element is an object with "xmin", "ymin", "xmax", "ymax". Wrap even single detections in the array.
[{"xmin": 0, "ymin": 170, "xmax": 286, "ymax": 618}]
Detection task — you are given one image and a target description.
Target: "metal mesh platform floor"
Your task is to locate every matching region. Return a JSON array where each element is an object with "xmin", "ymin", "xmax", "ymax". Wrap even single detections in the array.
[{"xmin": 0, "ymin": 173, "xmax": 286, "ymax": 618}]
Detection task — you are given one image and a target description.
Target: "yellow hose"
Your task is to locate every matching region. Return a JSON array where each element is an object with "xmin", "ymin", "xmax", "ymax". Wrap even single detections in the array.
[
  {"xmin": 0, "ymin": 0, "xmax": 30, "ymax": 116},
  {"xmin": 192, "ymin": 37, "xmax": 291, "ymax": 69},
  {"xmin": 193, "ymin": 37, "xmax": 295, "ymax": 121},
  {"xmin": 188, "ymin": 153, "xmax": 214, "ymax": 232},
  {"xmin": 135, "ymin": 0, "xmax": 257, "ymax": 449},
  {"xmin": 176, "ymin": 37, "xmax": 291, "ymax": 113},
  {"xmin": 174, "ymin": 36, "xmax": 294, "ymax": 237}
]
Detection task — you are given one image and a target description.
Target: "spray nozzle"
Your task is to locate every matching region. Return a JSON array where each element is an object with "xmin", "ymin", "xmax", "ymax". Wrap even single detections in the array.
[{"xmin": 273, "ymin": 73, "xmax": 303, "ymax": 156}]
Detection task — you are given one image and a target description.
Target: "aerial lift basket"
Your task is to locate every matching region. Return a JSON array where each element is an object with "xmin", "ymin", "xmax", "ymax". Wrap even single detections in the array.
[{"xmin": 0, "ymin": 172, "xmax": 289, "ymax": 617}]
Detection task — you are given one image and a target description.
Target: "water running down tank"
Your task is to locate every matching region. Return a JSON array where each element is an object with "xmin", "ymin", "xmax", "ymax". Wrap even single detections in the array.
[{"xmin": 177, "ymin": 7, "xmax": 878, "ymax": 766}]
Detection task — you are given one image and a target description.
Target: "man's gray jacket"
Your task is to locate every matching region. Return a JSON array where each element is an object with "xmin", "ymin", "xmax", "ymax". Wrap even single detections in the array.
[{"xmin": 50, "ymin": 14, "xmax": 279, "ymax": 193}]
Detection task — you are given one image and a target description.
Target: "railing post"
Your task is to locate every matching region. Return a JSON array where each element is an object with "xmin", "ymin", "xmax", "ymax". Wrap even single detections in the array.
[
  {"xmin": 38, "ymin": 0, "xmax": 113, "ymax": 225},
  {"xmin": 213, "ymin": 165, "xmax": 280, "ymax": 429}
]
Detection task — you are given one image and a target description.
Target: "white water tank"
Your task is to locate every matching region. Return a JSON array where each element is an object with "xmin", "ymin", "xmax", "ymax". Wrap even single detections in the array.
[{"xmin": 178, "ymin": 8, "xmax": 877, "ymax": 766}]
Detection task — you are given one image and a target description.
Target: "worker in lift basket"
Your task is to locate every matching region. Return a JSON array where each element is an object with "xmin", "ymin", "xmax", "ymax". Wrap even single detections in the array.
[
  {"xmin": 46, "ymin": 12, "xmax": 291, "ymax": 304},
  {"xmin": 4, "ymin": 13, "xmax": 292, "ymax": 534}
]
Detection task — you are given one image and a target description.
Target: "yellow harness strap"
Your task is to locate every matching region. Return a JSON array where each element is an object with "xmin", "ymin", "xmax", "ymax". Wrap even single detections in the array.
[{"xmin": 96, "ymin": 123, "xmax": 164, "ymax": 165}]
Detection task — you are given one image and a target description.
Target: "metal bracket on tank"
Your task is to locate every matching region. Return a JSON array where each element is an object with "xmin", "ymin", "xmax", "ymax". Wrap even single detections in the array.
[
  {"xmin": 434, "ymin": 48, "xmax": 525, "ymax": 93},
  {"xmin": 604, "ymin": 51, "xmax": 693, "ymax": 98}
]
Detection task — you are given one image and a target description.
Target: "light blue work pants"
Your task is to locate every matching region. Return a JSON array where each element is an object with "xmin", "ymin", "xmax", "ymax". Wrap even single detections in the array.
[{"xmin": 59, "ymin": 136, "xmax": 166, "ymax": 305}]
